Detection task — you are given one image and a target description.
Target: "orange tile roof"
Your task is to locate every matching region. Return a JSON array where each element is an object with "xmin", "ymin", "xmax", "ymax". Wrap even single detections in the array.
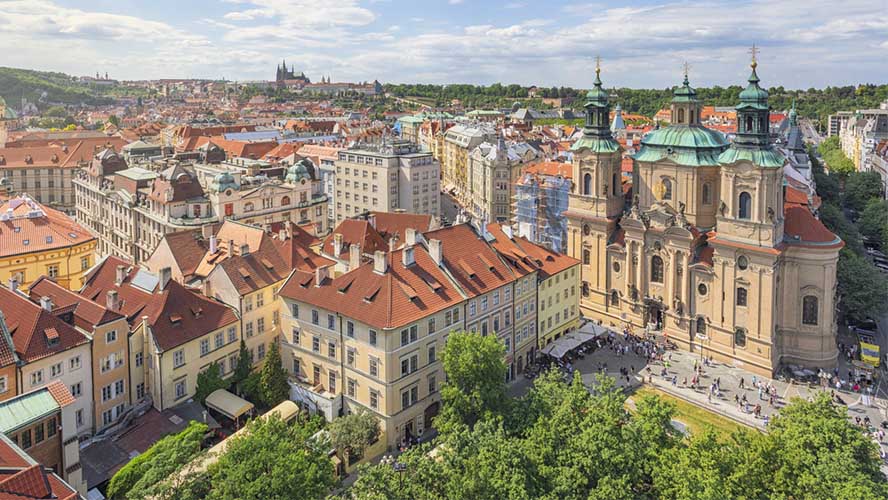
[
  {"xmin": 322, "ymin": 219, "xmax": 387, "ymax": 258},
  {"xmin": 45, "ymin": 380, "xmax": 75, "ymax": 408},
  {"xmin": 423, "ymin": 224, "xmax": 516, "ymax": 298},
  {"xmin": 523, "ymin": 161, "xmax": 572, "ymax": 179},
  {"xmin": 369, "ymin": 212, "xmax": 434, "ymax": 245},
  {"xmin": 0, "ymin": 437, "xmax": 78, "ymax": 500},
  {"xmin": 486, "ymin": 223, "xmax": 580, "ymax": 279},
  {"xmin": 28, "ymin": 276, "xmax": 124, "ymax": 331},
  {"xmin": 0, "ymin": 286, "xmax": 90, "ymax": 363},
  {"xmin": 783, "ymin": 203, "xmax": 843, "ymax": 249}
]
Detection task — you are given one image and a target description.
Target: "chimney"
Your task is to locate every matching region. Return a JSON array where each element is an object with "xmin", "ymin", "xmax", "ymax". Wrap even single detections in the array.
[
  {"xmin": 209, "ymin": 235, "xmax": 218, "ymax": 254},
  {"xmin": 405, "ymin": 227, "xmax": 418, "ymax": 246},
  {"xmin": 315, "ymin": 265, "xmax": 330, "ymax": 287},
  {"xmin": 503, "ymin": 225, "xmax": 514, "ymax": 239},
  {"xmin": 388, "ymin": 237, "xmax": 397, "ymax": 252},
  {"xmin": 201, "ymin": 224, "xmax": 213, "ymax": 239},
  {"xmin": 333, "ymin": 233, "xmax": 343, "ymax": 256},
  {"xmin": 429, "ymin": 239, "xmax": 443, "ymax": 265},
  {"xmin": 106, "ymin": 290, "xmax": 119, "ymax": 311},
  {"xmin": 228, "ymin": 239, "xmax": 235, "ymax": 255},
  {"xmin": 402, "ymin": 245, "xmax": 415, "ymax": 267},
  {"xmin": 202, "ymin": 279, "xmax": 212, "ymax": 298},
  {"xmin": 372, "ymin": 250, "xmax": 387, "ymax": 274},
  {"xmin": 40, "ymin": 296, "xmax": 53, "ymax": 312},
  {"xmin": 115, "ymin": 265, "xmax": 127, "ymax": 286},
  {"xmin": 278, "ymin": 228, "xmax": 287, "ymax": 241},
  {"xmin": 240, "ymin": 243, "xmax": 250, "ymax": 256},
  {"xmin": 7, "ymin": 278, "xmax": 17, "ymax": 293},
  {"xmin": 368, "ymin": 214, "xmax": 376, "ymax": 229},
  {"xmin": 348, "ymin": 243, "xmax": 361, "ymax": 270},
  {"xmin": 159, "ymin": 267, "xmax": 172, "ymax": 291}
]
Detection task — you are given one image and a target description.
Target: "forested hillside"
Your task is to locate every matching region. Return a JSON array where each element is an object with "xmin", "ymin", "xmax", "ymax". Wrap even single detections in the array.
[{"xmin": 0, "ymin": 67, "xmax": 113, "ymax": 109}]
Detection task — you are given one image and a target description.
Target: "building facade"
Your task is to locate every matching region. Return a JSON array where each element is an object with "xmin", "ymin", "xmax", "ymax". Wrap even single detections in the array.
[
  {"xmin": 466, "ymin": 138, "xmax": 539, "ymax": 223},
  {"xmin": 442, "ymin": 124, "xmax": 495, "ymax": 201},
  {"xmin": 565, "ymin": 62, "xmax": 841, "ymax": 377}
]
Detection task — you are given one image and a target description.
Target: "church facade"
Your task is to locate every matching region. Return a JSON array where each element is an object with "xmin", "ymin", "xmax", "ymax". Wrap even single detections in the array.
[{"xmin": 565, "ymin": 61, "xmax": 842, "ymax": 377}]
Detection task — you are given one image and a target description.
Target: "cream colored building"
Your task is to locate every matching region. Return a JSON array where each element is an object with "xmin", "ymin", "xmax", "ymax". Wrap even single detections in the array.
[
  {"xmin": 466, "ymin": 139, "xmax": 539, "ymax": 223},
  {"xmin": 565, "ymin": 63, "xmax": 841, "ymax": 377},
  {"xmin": 442, "ymin": 124, "xmax": 495, "ymax": 202},
  {"xmin": 333, "ymin": 141, "xmax": 440, "ymax": 223}
]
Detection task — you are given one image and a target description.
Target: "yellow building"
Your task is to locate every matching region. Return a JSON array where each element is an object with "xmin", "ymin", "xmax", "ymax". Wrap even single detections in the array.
[{"xmin": 0, "ymin": 195, "xmax": 96, "ymax": 291}]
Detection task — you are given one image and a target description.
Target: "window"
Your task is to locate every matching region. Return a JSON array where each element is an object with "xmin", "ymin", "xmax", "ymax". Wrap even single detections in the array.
[
  {"xmin": 228, "ymin": 326, "xmax": 237, "ymax": 344},
  {"xmin": 257, "ymin": 317, "xmax": 265, "ymax": 333},
  {"xmin": 738, "ymin": 192, "xmax": 752, "ymax": 220},
  {"xmin": 81, "ymin": 256, "xmax": 90, "ymax": 271},
  {"xmin": 115, "ymin": 379, "xmax": 125, "ymax": 397},
  {"xmin": 610, "ymin": 290, "xmax": 619, "ymax": 307},
  {"xmin": 328, "ymin": 342, "xmax": 336, "ymax": 359},
  {"xmin": 400, "ymin": 326, "xmax": 418, "ymax": 346},
  {"xmin": 428, "ymin": 344, "xmax": 436, "ymax": 363},
  {"xmin": 469, "ymin": 301, "xmax": 476, "ymax": 317},
  {"xmin": 328, "ymin": 314, "xmax": 336, "ymax": 330},
  {"xmin": 200, "ymin": 339, "xmax": 210, "ymax": 356},
  {"xmin": 702, "ymin": 182, "xmax": 712, "ymax": 205},
  {"xmin": 102, "ymin": 385, "xmax": 113, "ymax": 402},
  {"xmin": 583, "ymin": 249, "xmax": 590, "ymax": 265},
  {"xmin": 428, "ymin": 375, "xmax": 437, "ymax": 394},
  {"xmin": 328, "ymin": 372, "xmax": 337, "ymax": 394},
  {"xmin": 30, "ymin": 370, "xmax": 43, "ymax": 386},
  {"xmin": 256, "ymin": 292, "xmax": 264, "ymax": 308},
  {"xmin": 370, "ymin": 390, "xmax": 379, "ymax": 409},
  {"xmin": 347, "ymin": 378, "xmax": 356, "ymax": 397},
  {"xmin": 47, "ymin": 418, "xmax": 56, "ymax": 437},
  {"xmin": 662, "ymin": 178, "xmax": 672, "ymax": 200},
  {"xmin": 292, "ymin": 327, "xmax": 301, "ymax": 345},
  {"xmin": 173, "ymin": 349, "xmax": 185, "ymax": 368},
  {"xmin": 583, "ymin": 173, "xmax": 592, "ymax": 195},
  {"xmin": 245, "ymin": 321, "xmax": 254, "ymax": 338},
  {"xmin": 347, "ymin": 348, "xmax": 355, "ymax": 366},
  {"xmin": 369, "ymin": 358, "xmax": 379, "ymax": 377},
  {"xmin": 244, "ymin": 295, "xmax": 253, "ymax": 312},
  {"xmin": 215, "ymin": 332, "xmax": 224, "ymax": 349},
  {"xmin": 734, "ymin": 328, "xmax": 747, "ymax": 347},
  {"xmin": 698, "ymin": 283, "xmax": 708, "ymax": 296},
  {"xmin": 175, "ymin": 379, "xmax": 186, "ymax": 399},
  {"xmin": 347, "ymin": 321, "xmax": 355, "ymax": 338},
  {"xmin": 258, "ymin": 343, "xmax": 266, "ymax": 360},
  {"xmin": 0, "ymin": 376, "xmax": 6, "ymax": 394},
  {"xmin": 21, "ymin": 429, "xmax": 31, "ymax": 449},
  {"xmin": 369, "ymin": 330, "xmax": 377, "ymax": 347},
  {"xmin": 135, "ymin": 352, "xmax": 143, "ymax": 367},
  {"xmin": 736, "ymin": 287, "xmax": 748, "ymax": 307},
  {"xmin": 651, "ymin": 256, "xmax": 664, "ymax": 283},
  {"xmin": 291, "ymin": 303, "xmax": 299, "ymax": 318},
  {"xmin": 47, "ymin": 264, "xmax": 59, "ymax": 279},
  {"xmin": 34, "ymin": 422, "xmax": 44, "ymax": 444},
  {"xmin": 802, "ymin": 296, "xmax": 819, "ymax": 325},
  {"xmin": 428, "ymin": 317, "xmax": 436, "ymax": 334},
  {"xmin": 50, "ymin": 363, "xmax": 62, "ymax": 378},
  {"xmin": 311, "ymin": 309, "xmax": 319, "ymax": 325},
  {"xmin": 401, "ymin": 386, "xmax": 418, "ymax": 409},
  {"xmin": 696, "ymin": 317, "xmax": 706, "ymax": 336}
]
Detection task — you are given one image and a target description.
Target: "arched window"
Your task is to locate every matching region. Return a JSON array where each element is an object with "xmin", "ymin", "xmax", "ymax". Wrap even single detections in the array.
[
  {"xmin": 583, "ymin": 173, "xmax": 592, "ymax": 196},
  {"xmin": 746, "ymin": 115, "xmax": 753, "ymax": 133},
  {"xmin": 738, "ymin": 192, "xmax": 751, "ymax": 220},
  {"xmin": 281, "ymin": 196, "xmax": 291, "ymax": 206},
  {"xmin": 802, "ymin": 295, "xmax": 819, "ymax": 325},
  {"xmin": 244, "ymin": 202, "xmax": 254, "ymax": 212},
  {"xmin": 696, "ymin": 316, "xmax": 706, "ymax": 335},
  {"xmin": 678, "ymin": 108, "xmax": 685, "ymax": 123},
  {"xmin": 611, "ymin": 290, "xmax": 620, "ymax": 307},
  {"xmin": 736, "ymin": 287, "xmax": 748, "ymax": 307},
  {"xmin": 734, "ymin": 327, "xmax": 747, "ymax": 347},
  {"xmin": 702, "ymin": 182, "xmax": 712, "ymax": 205},
  {"xmin": 662, "ymin": 178, "xmax": 672, "ymax": 200},
  {"xmin": 612, "ymin": 173, "xmax": 619, "ymax": 196},
  {"xmin": 650, "ymin": 256, "xmax": 664, "ymax": 283},
  {"xmin": 583, "ymin": 249, "xmax": 590, "ymax": 265},
  {"xmin": 582, "ymin": 282, "xmax": 590, "ymax": 297}
]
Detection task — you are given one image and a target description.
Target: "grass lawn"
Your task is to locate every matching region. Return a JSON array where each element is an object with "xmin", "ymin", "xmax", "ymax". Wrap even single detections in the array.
[{"xmin": 629, "ymin": 386, "xmax": 750, "ymax": 436}]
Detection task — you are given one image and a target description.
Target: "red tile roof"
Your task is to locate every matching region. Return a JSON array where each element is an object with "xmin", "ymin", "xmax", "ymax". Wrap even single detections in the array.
[
  {"xmin": 280, "ymin": 246, "xmax": 464, "ymax": 330},
  {"xmin": 45, "ymin": 380, "xmax": 75, "ymax": 408},
  {"xmin": 0, "ymin": 196, "xmax": 95, "ymax": 258},
  {"xmin": 273, "ymin": 222, "xmax": 334, "ymax": 272},
  {"xmin": 28, "ymin": 276, "xmax": 124, "ymax": 331},
  {"xmin": 783, "ymin": 203, "xmax": 843, "ymax": 249},
  {"xmin": 486, "ymin": 223, "xmax": 580, "ymax": 279},
  {"xmin": 423, "ymin": 224, "xmax": 516, "ymax": 298},
  {"xmin": 784, "ymin": 186, "xmax": 810, "ymax": 207},
  {"xmin": 0, "ymin": 286, "xmax": 90, "ymax": 363},
  {"xmin": 0, "ymin": 465, "xmax": 52, "ymax": 498},
  {"xmin": 0, "ymin": 436, "xmax": 78, "ymax": 500},
  {"xmin": 321, "ymin": 219, "xmax": 387, "ymax": 258},
  {"xmin": 369, "ymin": 212, "xmax": 434, "ymax": 246},
  {"xmin": 81, "ymin": 256, "xmax": 153, "ymax": 324},
  {"xmin": 523, "ymin": 161, "xmax": 572, "ymax": 179},
  {"xmin": 157, "ymin": 229, "xmax": 210, "ymax": 279}
]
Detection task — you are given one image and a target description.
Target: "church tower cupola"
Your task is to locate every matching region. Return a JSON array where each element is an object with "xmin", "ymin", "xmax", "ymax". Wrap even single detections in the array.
[
  {"xmin": 733, "ymin": 45, "xmax": 771, "ymax": 149},
  {"xmin": 571, "ymin": 57, "xmax": 620, "ymax": 154},
  {"xmin": 670, "ymin": 63, "xmax": 701, "ymax": 126}
]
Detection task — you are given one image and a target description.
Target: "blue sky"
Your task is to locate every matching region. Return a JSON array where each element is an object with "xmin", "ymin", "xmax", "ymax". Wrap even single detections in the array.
[{"xmin": 0, "ymin": 0, "xmax": 885, "ymax": 88}]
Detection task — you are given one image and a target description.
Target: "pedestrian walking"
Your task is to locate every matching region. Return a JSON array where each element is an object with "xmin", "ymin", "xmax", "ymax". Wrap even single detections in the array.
[{"xmin": 739, "ymin": 377, "xmax": 745, "ymax": 390}]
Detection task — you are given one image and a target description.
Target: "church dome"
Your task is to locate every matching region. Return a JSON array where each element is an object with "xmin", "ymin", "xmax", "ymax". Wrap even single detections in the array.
[
  {"xmin": 285, "ymin": 159, "xmax": 315, "ymax": 183},
  {"xmin": 634, "ymin": 126, "xmax": 728, "ymax": 167},
  {"xmin": 210, "ymin": 171, "xmax": 238, "ymax": 192}
]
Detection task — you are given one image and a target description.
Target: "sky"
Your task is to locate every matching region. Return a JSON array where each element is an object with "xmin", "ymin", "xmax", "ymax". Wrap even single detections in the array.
[{"xmin": 0, "ymin": 0, "xmax": 885, "ymax": 89}]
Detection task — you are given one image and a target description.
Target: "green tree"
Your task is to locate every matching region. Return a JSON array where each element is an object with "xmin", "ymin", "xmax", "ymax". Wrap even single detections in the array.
[
  {"xmin": 43, "ymin": 105, "xmax": 67, "ymax": 117},
  {"xmin": 194, "ymin": 362, "xmax": 229, "ymax": 405},
  {"xmin": 106, "ymin": 421, "xmax": 207, "ymax": 500},
  {"xmin": 108, "ymin": 114, "xmax": 120, "ymax": 126},
  {"xmin": 844, "ymin": 171, "xmax": 885, "ymax": 212},
  {"xmin": 259, "ymin": 342, "xmax": 290, "ymax": 407},
  {"xmin": 233, "ymin": 339, "xmax": 252, "ymax": 385},
  {"xmin": 837, "ymin": 249, "xmax": 888, "ymax": 322},
  {"xmin": 437, "ymin": 331, "xmax": 508, "ymax": 430},
  {"xmin": 206, "ymin": 413, "xmax": 335, "ymax": 500},
  {"xmin": 858, "ymin": 198, "xmax": 888, "ymax": 248},
  {"xmin": 328, "ymin": 410, "xmax": 380, "ymax": 461}
]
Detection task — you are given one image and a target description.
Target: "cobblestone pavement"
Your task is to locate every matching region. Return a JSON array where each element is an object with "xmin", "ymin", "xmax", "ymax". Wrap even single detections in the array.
[{"xmin": 510, "ymin": 331, "xmax": 888, "ymax": 464}]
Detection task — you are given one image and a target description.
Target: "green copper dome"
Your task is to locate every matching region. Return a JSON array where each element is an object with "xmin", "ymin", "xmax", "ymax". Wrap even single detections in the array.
[
  {"xmin": 584, "ymin": 70, "xmax": 609, "ymax": 107},
  {"xmin": 572, "ymin": 64, "xmax": 620, "ymax": 154},
  {"xmin": 633, "ymin": 126, "xmax": 728, "ymax": 166},
  {"xmin": 671, "ymin": 75, "xmax": 698, "ymax": 104},
  {"xmin": 210, "ymin": 171, "xmax": 239, "ymax": 193},
  {"xmin": 285, "ymin": 159, "xmax": 315, "ymax": 183},
  {"xmin": 737, "ymin": 64, "xmax": 769, "ymax": 110}
]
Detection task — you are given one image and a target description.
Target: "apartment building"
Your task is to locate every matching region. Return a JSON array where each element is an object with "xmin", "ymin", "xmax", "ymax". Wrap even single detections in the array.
[
  {"xmin": 0, "ymin": 285, "xmax": 94, "ymax": 438},
  {"xmin": 0, "ymin": 195, "xmax": 96, "ymax": 291},
  {"xmin": 333, "ymin": 141, "xmax": 440, "ymax": 223},
  {"xmin": 80, "ymin": 257, "xmax": 240, "ymax": 411},
  {"xmin": 442, "ymin": 124, "xmax": 495, "ymax": 201},
  {"xmin": 0, "ymin": 381, "xmax": 86, "ymax": 496},
  {"xmin": 28, "ymin": 277, "xmax": 132, "ymax": 432},
  {"xmin": 318, "ymin": 212, "xmax": 435, "ymax": 274},
  {"xmin": 466, "ymin": 139, "xmax": 539, "ymax": 223}
]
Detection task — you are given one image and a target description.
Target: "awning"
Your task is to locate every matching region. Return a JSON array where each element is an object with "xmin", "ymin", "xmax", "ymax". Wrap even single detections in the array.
[
  {"xmin": 205, "ymin": 389, "xmax": 254, "ymax": 420},
  {"xmin": 577, "ymin": 322, "xmax": 608, "ymax": 338},
  {"xmin": 540, "ymin": 334, "xmax": 585, "ymax": 359}
]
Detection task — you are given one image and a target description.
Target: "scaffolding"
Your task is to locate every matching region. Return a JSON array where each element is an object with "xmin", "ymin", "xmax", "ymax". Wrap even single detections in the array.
[{"xmin": 512, "ymin": 172, "xmax": 570, "ymax": 253}]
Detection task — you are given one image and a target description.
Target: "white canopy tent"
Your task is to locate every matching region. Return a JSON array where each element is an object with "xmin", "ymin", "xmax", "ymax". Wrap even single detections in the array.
[
  {"xmin": 205, "ymin": 389, "xmax": 255, "ymax": 421},
  {"xmin": 540, "ymin": 322, "xmax": 611, "ymax": 359}
]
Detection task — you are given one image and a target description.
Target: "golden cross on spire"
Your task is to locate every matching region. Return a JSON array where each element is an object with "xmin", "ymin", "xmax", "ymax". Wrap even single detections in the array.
[
  {"xmin": 682, "ymin": 61, "xmax": 691, "ymax": 79},
  {"xmin": 749, "ymin": 43, "xmax": 759, "ymax": 68},
  {"xmin": 595, "ymin": 55, "xmax": 601, "ymax": 76}
]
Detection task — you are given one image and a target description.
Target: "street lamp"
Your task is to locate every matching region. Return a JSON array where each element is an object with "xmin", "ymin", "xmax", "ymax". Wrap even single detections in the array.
[{"xmin": 393, "ymin": 461, "xmax": 407, "ymax": 488}]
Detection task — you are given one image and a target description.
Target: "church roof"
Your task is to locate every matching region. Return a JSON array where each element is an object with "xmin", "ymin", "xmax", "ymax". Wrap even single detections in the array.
[{"xmin": 634, "ymin": 126, "xmax": 728, "ymax": 166}]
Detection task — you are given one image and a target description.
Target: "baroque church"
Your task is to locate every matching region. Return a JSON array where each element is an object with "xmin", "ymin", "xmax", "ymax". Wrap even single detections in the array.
[{"xmin": 565, "ymin": 58, "xmax": 842, "ymax": 376}]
